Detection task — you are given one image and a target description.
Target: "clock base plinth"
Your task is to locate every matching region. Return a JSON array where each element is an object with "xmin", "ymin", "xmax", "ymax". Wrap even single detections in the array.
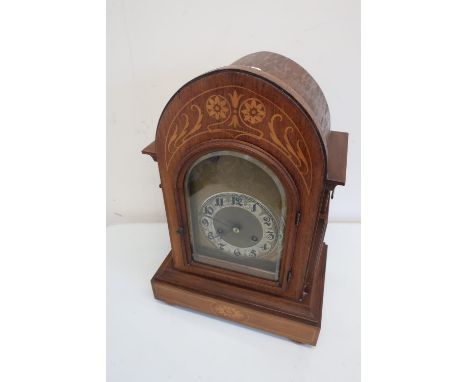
[{"xmin": 151, "ymin": 252, "xmax": 325, "ymax": 345}]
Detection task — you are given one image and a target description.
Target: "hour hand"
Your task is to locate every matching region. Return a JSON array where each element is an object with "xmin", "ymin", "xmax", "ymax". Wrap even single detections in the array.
[{"xmin": 203, "ymin": 214, "xmax": 233, "ymax": 229}]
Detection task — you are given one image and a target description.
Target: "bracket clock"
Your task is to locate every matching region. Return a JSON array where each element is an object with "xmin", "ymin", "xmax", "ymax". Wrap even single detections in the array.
[{"xmin": 142, "ymin": 51, "xmax": 348, "ymax": 345}]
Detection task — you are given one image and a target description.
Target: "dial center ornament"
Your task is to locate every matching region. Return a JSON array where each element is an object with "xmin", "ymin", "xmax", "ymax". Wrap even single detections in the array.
[{"xmin": 199, "ymin": 192, "xmax": 279, "ymax": 258}]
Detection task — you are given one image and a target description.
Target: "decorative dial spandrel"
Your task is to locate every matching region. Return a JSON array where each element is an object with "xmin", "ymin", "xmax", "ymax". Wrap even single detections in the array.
[{"xmin": 185, "ymin": 151, "xmax": 287, "ymax": 281}]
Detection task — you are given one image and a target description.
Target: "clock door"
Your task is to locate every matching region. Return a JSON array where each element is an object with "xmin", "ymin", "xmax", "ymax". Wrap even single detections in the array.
[{"xmin": 184, "ymin": 149, "xmax": 289, "ymax": 281}]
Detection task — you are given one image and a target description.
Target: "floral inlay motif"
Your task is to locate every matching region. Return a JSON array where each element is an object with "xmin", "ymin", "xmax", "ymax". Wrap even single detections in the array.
[
  {"xmin": 211, "ymin": 303, "xmax": 248, "ymax": 321},
  {"xmin": 240, "ymin": 98, "xmax": 266, "ymax": 124},
  {"xmin": 206, "ymin": 95, "xmax": 229, "ymax": 120},
  {"xmin": 164, "ymin": 86, "xmax": 314, "ymax": 193},
  {"xmin": 227, "ymin": 90, "xmax": 243, "ymax": 128}
]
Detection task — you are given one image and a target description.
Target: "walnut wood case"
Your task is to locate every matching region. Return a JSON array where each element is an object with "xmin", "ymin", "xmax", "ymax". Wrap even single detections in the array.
[{"xmin": 142, "ymin": 51, "xmax": 348, "ymax": 345}]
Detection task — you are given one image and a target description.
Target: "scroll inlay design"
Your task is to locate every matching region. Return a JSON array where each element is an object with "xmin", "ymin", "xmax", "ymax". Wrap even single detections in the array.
[{"xmin": 164, "ymin": 86, "xmax": 313, "ymax": 193}]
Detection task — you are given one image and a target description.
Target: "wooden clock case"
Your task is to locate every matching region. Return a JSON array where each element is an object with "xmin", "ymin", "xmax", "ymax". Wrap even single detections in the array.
[{"xmin": 142, "ymin": 52, "xmax": 348, "ymax": 345}]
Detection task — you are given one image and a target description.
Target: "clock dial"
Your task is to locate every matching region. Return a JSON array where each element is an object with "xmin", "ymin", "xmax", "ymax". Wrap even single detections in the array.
[
  {"xmin": 199, "ymin": 192, "xmax": 280, "ymax": 259},
  {"xmin": 185, "ymin": 150, "xmax": 287, "ymax": 280}
]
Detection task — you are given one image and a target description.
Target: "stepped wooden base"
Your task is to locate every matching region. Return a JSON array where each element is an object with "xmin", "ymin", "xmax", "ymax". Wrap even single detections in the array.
[{"xmin": 151, "ymin": 250, "xmax": 327, "ymax": 345}]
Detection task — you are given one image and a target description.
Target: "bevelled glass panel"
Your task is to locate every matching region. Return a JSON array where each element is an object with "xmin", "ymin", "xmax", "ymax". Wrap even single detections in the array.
[{"xmin": 185, "ymin": 150, "xmax": 287, "ymax": 281}]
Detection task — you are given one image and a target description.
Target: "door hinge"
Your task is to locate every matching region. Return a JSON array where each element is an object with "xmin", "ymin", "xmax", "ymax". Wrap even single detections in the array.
[
  {"xmin": 299, "ymin": 283, "xmax": 310, "ymax": 302},
  {"xmin": 295, "ymin": 211, "xmax": 301, "ymax": 225}
]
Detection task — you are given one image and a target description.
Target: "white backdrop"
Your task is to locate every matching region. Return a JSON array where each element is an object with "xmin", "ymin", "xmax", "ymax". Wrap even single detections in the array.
[{"xmin": 107, "ymin": 0, "xmax": 360, "ymax": 225}]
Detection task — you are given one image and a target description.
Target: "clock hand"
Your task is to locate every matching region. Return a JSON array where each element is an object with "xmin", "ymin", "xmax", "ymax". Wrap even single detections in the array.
[{"xmin": 203, "ymin": 215, "xmax": 236, "ymax": 230}]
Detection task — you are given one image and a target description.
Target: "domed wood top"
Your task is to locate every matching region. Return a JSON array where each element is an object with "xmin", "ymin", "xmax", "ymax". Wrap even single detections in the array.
[
  {"xmin": 143, "ymin": 51, "xmax": 347, "ymax": 189},
  {"xmin": 230, "ymin": 51, "xmax": 330, "ymax": 149}
]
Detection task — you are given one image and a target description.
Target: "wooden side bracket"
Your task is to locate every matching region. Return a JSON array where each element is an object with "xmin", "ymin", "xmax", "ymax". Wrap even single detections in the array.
[
  {"xmin": 142, "ymin": 140, "xmax": 158, "ymax": 162},
  {"xmin": 326, "ymin": 131, "xmax": 348, "ymax": 189}
]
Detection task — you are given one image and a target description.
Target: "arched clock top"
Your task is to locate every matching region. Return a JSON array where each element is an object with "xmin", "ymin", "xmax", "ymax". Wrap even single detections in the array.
[
  {"xmin": 144, "ymin": 51, "xmax": 348, "ymax": 192},
  {"xmin": 161, "ymin": 84, "xmax": 317, "ymax": 194}
]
